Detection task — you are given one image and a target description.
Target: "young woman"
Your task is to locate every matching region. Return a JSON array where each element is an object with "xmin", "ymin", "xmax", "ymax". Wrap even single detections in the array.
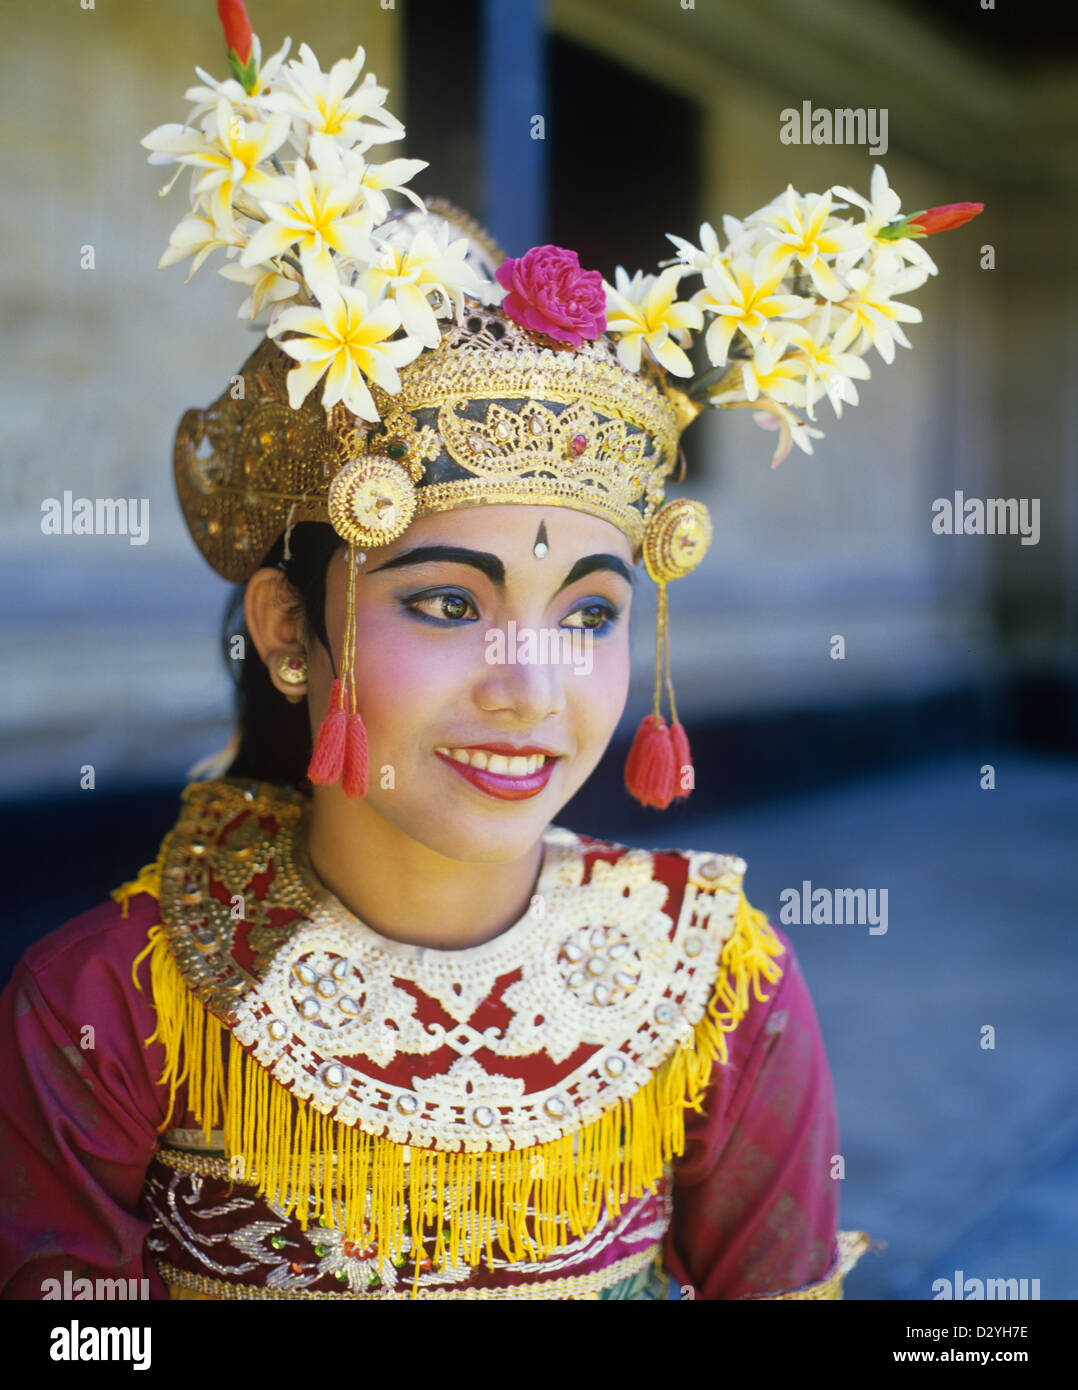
[
  {"xmin": 0, "ymin": 484, "xmax": 859, "ymax": 1301},
  {"xmin": 0, "ymin": 3, "xmax": 980, "ymax": 1301}
]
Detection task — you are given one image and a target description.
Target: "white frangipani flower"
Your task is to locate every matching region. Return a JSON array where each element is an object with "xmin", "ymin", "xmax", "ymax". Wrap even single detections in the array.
[
  {"xmin": 662, "ymin": 215, "xmax": 759, "ymax": 275},
  {"xmin": 703, "ymin": 329, "xmax": 825, "ymax": 465},
  {"xmin": 357, "ymin": 224, "xmax": 487, "ymax": 346},
  {"xmin": 603, "ymin": 265, "xmax": 703, "ymax": 376},
  {"xmin": 267, "ymin": 270, "xmax": 424, "ymax": 421},
  {"xmin": 182, "ymin": 35, "xmax": 294, "ymax": 126},
  {"xmin": 832, "ymin": 164, "xmax": 938, "ymax": 277},
  {"xmin": 219, "ymin": 259, "xmax": 300, "ymax": 320},
  {"xmin": 748, "ymin": 186, "xmax": 870, "ymax": 299},
  {"xmin": 664, "ymin": 221, "xmax": 721, "ymax": 273},
  {"xmin": 784, "ymin": 303, "xmax": 872, "ymax": 420},
  {"xmin": 156, "ymin": 209, "xmax": 243, "ymax": 279},
  {"xmin": 692, "ymin": 246, "xmax": 815, "ymax": 368},
  {"xmin": 240, "ymin": 150, "xmax": 378, "ymax": 281},
  {"xmin": 750, "ymin": 398, "xmax": 826, "ymax": 466},
  {"xmin": 729, "ymin": 330, "xmax": 811, "ymax": 408},
  {"xmin": 831, "ymin": 263, "xmax": 926, "ymax": 364},
  {"xmin": 859, "ymin": 237, "xmax": 933, "ymax": 289},
  {"xmin": 332, "ymin": 141, "xmax": 429, "ymax": 225},
  {"xmin": 141, "ymin": 98, "xmax": 291, "ymax": 237},
  {"xmin": 265, "ymin": 42, "xmax": 405, "ymax": 150},
  {"xmin": 723, "ymin": 214, "xmax": 763, "ymax": 257}
]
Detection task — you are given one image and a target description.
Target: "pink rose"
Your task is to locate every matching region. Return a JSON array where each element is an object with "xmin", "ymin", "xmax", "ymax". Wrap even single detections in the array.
[{"xmin": 495, "ymin": 245, "xmax": 607, "ymax": 347}]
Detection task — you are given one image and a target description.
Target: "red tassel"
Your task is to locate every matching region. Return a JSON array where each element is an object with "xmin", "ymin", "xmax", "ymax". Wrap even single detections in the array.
[
  {"xmin": 624, "ymin": 714, "xmax": 676, "ymax": 809},
  {"xmin": 307, "ymin": 677, "xmax": 347, "ymax": 786},
  {"xmin": 341, "ymin": 712, "xmax": 369, "ymax": 800},
  {"xmin": 669, "ymin": 720, "xmax": 693, "ymax": 801}
]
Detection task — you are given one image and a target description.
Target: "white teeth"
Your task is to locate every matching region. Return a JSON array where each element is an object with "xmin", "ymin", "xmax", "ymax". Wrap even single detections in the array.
[{"xmin": 439, "ymin": 748, "xmax": 549, "ymax": 775}]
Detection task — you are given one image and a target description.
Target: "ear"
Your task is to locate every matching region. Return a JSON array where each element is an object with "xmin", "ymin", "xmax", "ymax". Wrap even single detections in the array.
[{"xmin": 245, "ymin": 567, "xmax": 307, "ymax": 698}]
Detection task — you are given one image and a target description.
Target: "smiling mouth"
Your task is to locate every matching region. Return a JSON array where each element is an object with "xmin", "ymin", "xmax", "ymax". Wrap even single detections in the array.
[
  {"xmin": 433, "ymin": 746, "xmax": 562, "ymax": 802},
  {"xmin": 434, "ymin": 747, "xmax": 551, "ymax": 776}
]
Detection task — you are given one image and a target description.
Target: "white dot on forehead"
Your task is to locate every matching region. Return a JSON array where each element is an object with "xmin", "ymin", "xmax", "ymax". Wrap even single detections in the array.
[{"xmin": 532, "ymin": 519, "xmax": 549, "ymax": 557}]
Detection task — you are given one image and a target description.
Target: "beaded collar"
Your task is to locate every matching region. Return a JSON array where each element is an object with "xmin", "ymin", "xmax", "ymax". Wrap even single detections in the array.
[{"xmin": 155, "ymin": 777, "xmax": 748, "ymax": 1152}]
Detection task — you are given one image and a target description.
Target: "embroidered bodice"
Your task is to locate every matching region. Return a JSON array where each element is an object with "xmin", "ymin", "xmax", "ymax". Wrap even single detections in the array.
[{"xmin": 93, "ymin": 777, "xmax": 868, "ymax": 1299}]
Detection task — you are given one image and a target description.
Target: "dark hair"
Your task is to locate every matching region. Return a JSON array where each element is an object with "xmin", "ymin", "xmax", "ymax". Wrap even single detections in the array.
[{"xmin": 222, "ymin": 522, "xmax": 345, "ymax": 786}]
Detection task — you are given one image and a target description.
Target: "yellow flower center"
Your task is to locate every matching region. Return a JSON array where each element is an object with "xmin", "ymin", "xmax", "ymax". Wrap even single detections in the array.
[{"xmin": 317, "ymin": 94, "xmax": 345, "ymax": 136}]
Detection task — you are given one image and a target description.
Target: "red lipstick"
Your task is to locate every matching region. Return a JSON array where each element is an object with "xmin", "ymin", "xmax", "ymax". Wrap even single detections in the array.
[{"xmin": 434, "ymin": 749, "xmax": 559, "ymax": 801}]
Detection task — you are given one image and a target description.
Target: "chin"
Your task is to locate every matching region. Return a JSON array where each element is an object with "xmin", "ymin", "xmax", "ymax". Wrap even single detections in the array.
[{"xmin": 393, "ymin": 808, "xmax": 552, "ymax": 865}]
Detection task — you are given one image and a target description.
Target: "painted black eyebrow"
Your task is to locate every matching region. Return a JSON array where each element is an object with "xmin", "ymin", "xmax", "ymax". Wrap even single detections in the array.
[
  {"xmin": 364, "ymin": 545, "xmax": 634, "ymax": 591},
  {"xmin": 555, "ymin": 554, "xmax": 635, "ymax": 593},
  {"xmin": 364, "ymin": 545, "xmax": 505, "ymax": 585}
]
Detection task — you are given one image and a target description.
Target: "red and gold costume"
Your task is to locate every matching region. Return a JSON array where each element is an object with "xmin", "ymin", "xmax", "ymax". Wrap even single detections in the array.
[{"xmin": 1, "ymin": 777, "xmax": 866, "ymax": 1299}]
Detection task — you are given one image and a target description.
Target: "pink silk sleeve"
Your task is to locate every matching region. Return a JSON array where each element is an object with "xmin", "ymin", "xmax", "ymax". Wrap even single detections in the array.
[
  {"xmin": 662, "ymin": 926, "xmax": 842, "ymax": 1299},
  {"xmin": 0, "ymin": 894, "xmax": 171, "ymax": 1300}
]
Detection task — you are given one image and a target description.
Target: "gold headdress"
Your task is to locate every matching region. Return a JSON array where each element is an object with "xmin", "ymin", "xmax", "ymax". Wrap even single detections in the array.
[{"xmin": 146, "ymin": 4, "xmax": 982, "ymax": 808}]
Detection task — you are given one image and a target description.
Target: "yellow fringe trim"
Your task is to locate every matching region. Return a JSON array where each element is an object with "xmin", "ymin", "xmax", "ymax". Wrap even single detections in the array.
[
  {"xmin": 112, "ymin": 854, "xmax": 166, "ymax": 919},
  {"xmin": 116, "ymin": 863, "xmax": 785, "ymax": 1289}
]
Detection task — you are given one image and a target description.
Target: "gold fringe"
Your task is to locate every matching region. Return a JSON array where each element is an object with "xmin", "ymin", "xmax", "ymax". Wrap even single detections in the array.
[
  {"xmin": 112, "ymin": 854, "xmax": 166, "ymax": 919},
  {"xmin": 118, "ymin": 865, "xmax": 785, "ymax": 1294}
]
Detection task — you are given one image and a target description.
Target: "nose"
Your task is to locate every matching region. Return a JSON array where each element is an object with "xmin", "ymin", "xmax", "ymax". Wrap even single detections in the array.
[{"xmin": 472, "ymin": 626, "xmax": 568, "ymax": 724}]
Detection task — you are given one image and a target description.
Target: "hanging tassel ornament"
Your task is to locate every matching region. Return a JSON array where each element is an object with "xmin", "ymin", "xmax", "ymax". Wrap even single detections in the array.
[
  {"xmin": 307, "ymin": 541, "xmax": 369, "ymax": 799},
  {"xmin": 669, "ymin": 715, "xmax": 692, "ymax": 800},
  {"xmin": 309, "ymin": 446, "xmax": 421, "ymax": 799},
  {"xmin": 624, "ymin": 583, "xmax": 678, "ymax": 809},
  {"xmin": 307, "ymin": 678, "xmax": 347, "ymax": 785},
  {"xmin": 625, "ymin": 498, "xmax": 714, "ymax": 810}
]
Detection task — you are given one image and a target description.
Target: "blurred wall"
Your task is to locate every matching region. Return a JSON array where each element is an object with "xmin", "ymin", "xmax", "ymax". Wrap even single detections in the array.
[
  {"xmin": 2, "ymin": 0, "xmax": 1074, "ymax": 799},
  {"xmin": 551, "ymin": 0, "xmax": 1077, "ymax": 725},
  {"xmin": 1, "ymin": 0, "xmax": 400, "ymax": 797}
]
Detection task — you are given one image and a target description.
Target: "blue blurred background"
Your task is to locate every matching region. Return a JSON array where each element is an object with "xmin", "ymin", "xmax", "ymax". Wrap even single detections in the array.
[{"xmin": 2, "ymin": 0, "xmax": 1075, "ymax": 1299}]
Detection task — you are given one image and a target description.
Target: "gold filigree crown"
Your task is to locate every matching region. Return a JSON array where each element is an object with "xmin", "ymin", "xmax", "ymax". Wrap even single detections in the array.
[{"xmin": 175, "ymin": 228, "xmax": 706, "ymax": 586}]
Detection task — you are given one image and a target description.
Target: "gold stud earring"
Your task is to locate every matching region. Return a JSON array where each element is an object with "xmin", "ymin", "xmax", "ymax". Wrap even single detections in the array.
[{"xmin": 276, "ymin": 652, "xmax": 308, "ymax": 703}]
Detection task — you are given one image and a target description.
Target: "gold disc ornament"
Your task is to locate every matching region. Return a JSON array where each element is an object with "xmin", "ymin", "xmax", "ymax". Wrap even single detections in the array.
[
  {"xmin": 327, "ymin": 456, "xmax": 418, "ymax": 548},
  {"xmin": 642, "ymin": 498, "xmax": 713, "ymax": 584}
]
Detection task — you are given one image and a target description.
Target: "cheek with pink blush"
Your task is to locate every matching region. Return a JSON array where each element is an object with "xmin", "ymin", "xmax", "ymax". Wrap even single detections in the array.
[{"xmin": 315, "ymin": 531, "xmax": 633, "ymax": 819}]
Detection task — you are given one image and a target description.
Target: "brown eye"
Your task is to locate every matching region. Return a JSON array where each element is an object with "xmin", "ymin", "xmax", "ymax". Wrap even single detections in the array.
[
  {"xmin": 408, "ymin": 592, "xmax": 478, "ymax": 622},
  {"xmin": 562, "ymin": 602, "xmax": 616, "ymax": 632}
]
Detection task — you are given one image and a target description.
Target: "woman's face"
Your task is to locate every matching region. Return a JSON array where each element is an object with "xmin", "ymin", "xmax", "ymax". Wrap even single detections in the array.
[{"xmin": 307, "ymin": 504, "xmax": 635, "ymax": 863}]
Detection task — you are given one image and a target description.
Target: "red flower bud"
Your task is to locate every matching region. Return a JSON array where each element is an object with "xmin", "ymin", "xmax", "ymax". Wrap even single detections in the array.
[
  {"xmin": 907, "ymin": 202, "xmax": 983, "ymax": 235},
  {"xmin": 217, "ymin": 0, "xmax": 253, "ymax": 66}
]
